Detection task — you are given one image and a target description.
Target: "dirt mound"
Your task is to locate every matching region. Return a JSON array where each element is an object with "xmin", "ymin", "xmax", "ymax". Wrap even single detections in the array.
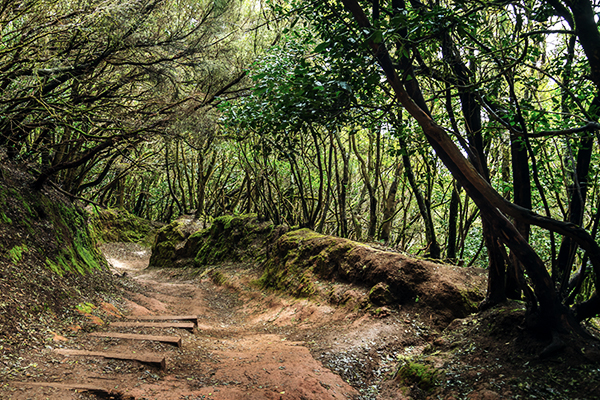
[
  {"xmin": 0, "ymin": 153, "xmax": 130, "ymax": 357},
  {"xmin": 428, "ymin": 301, "xmax": 600, "ymax": 399},
  {"xmin": 0, "ymin": 159, "xmax": 134, "ymax": 372},
  {"xmin": 260, "ymin": 229, "xmax": 485, "ymax": 326}
]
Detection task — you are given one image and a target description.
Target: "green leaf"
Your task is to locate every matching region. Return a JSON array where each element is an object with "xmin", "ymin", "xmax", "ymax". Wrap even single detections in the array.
[{"xmin": 314, "ymin": 41, "xmax": 329, "ymax": 53}]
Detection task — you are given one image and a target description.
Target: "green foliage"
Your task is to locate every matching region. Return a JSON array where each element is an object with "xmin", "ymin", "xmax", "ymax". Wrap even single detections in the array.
[{"xmin": 221, "ymin": 24, "xmax": 384, "ymax": 156}]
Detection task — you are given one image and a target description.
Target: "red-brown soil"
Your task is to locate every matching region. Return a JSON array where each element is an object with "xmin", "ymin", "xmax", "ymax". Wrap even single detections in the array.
[
  {"xmin": 2, "ymin": 243, "xmax": 600, "ymax": 400},
  {"xmin": 2, "ymin": 243, "xmax": 398, "ymax": 399}
]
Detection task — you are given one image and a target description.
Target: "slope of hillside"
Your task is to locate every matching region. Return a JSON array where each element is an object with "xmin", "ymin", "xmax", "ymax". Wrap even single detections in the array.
[{"xmin": 0, "ymin": 152, "xmax": 133, "ymax": 360}]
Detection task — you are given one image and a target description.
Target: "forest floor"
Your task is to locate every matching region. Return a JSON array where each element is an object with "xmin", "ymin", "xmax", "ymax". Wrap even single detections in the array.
[{"xmin": 2, "ymin": 242, "xmax": 600, "ymax": 400}]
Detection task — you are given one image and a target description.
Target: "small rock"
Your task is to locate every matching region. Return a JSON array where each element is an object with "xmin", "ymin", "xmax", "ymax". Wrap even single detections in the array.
[
  {"xmin": 371, "ymin": 306, "xmax": 391, "ymax": 318},
  {"xmin": 49, "ymin": 331, "xmax": 68, "ymax": 342},
  {"xmin": 368, "ymin": 283, "xmax": 394, "ymax": 306}
]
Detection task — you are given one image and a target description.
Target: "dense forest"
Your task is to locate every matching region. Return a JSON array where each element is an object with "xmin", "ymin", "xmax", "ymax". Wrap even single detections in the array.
[{"xmin": 2, "ymin": 0, "xmax": 600, "ymax": 347}]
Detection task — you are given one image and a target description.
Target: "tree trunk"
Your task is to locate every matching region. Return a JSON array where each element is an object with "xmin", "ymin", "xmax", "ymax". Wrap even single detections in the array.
[
  {"xmin": 379, "ymin": 163, "xmax": 402, "ymax": 243},
  {"xmin": 446, "ymin": 182, "xmax": 460, "ymax": 262},
  {"xmin": 351, "ymin": 134, "xmax": 378, "ymax": 240},
  {"xmin": 333, "ymin": 128, "xmax": 349, "ymax": 238},
  {"xmin": 556, "ymin": 97, "xmax": 599, "ymax": 296},
  {"xmin": 399, "ymin": 137, "xmax": 440, "ymax": 259},
  {"xmin": 442, "ymin": 29, "xmax": 516, "ymax": 303}
]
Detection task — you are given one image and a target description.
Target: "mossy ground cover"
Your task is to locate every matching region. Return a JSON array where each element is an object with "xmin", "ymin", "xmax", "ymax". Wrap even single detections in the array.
[{"xmin": 0, "ymin": 156, "xmax": 129, "ymax": 358}]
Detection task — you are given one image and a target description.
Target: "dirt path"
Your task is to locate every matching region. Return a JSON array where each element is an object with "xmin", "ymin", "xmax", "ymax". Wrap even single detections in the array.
[{"xmin": 4, "ymin": 243, "xmax": 420, "ymax": 400}]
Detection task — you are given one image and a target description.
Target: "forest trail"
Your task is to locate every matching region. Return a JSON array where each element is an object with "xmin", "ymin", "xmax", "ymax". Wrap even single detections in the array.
[{"xmin": 6, "ymin": 243, "xmax": 414, "ymax": 400}]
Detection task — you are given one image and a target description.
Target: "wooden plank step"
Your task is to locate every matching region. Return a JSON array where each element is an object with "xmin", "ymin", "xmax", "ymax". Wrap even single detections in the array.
[
  {"xmin": 90, "ymin": 332, "xmax": 182, "ymax": 347},
  {"xmin": 110, "ymin": 321, "xmax": 195, "ymax": 332},
  {"xmin": 12, "ymin": 382, "xmax": 133, "ymax": 399},
  {"xmin": 54, "ymin": 349, "xmax": 166, "ymax": 370},
  {"xmin": 125, "ymin": 314, "xmax": 199, "ymax": 326}
]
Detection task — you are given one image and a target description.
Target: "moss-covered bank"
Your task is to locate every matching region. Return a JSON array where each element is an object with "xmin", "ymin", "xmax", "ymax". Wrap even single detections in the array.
[
  {"xmin": 0, "ymin": 184, "xmax": 106, "ymax": 277},
  {"xmin": 0, "ymin": 155, "xmax": 125, "ymax": 353},
  {"xmin": 148, "ymin": 214, "xmax": 282, "ymax": 269},
  {"xmin": 88, "ymin": 207, "xmax": 160, "ymax": 246},
  {"xmin": 260, "ymin": 229, "xmax": 485, "ymax": 324}
]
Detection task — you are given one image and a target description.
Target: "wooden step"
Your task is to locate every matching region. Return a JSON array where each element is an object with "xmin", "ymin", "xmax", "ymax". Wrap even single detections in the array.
[
  {"xmin": 54, "ymin": 349, "xmax": 166, "ymax": 370},
  {"xmin": 12, "ymin": 382, "xmax": 132, "ymax": 399},
  {"xmin": 110, "ymin": 321, "xmax": 195, "ymax": 332},
  {"xmin": 125, "ymin": 314, "xmax": 199, "ymax": 327},
  {"xmin": 90, "ymin": 332, "xmax": 182, "ymax": 347}
]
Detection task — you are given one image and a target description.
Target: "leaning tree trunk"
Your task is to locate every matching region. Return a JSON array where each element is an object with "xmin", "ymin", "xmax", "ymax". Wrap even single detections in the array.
[{"xmin": 341, "ymin": 0, "xmax": 599, "ymax": 341}]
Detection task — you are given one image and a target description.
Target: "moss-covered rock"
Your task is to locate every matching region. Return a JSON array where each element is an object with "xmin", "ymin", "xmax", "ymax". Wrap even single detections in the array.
[
  {"xmin": 149, "ymin": 214, "xmax": 282, "ymax": 269},
  {"xmin": 147, "ymin": 220, "xmax": 187, "ymax": 269},
  {"xmin": 88, "ymin": 207, "xmax": 159, "ymax": 245},
  {"xmin": 369, "ymin": 282, "xmax": 395, "ymax": 306},
  {"xmin": 190, "ymin": 214, "xmax": 277, "ymax": 266},
  {"xmin": 395, "ymin": 362, "xmax": 439, "ymax": 392}
]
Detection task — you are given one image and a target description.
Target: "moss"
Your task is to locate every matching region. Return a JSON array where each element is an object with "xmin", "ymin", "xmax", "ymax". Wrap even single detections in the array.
[
  {"xmin": 211, "ymin": 270, "xmax": 228, "ymax": 286},
  {"xmin": 31, "ymin": 196, "xmax": 107, "ymax": 275},
  {"xmin": 258, "ymin": 228, "xmax": 352, "ymax": 299},
  {"xmin": 75, "ymin": 302, "xmax": 96, "ymax": 314},
  {"xmin": 8, "ymin": 244, "xmax": 28, "ymax": 264},
  {"xmin": 89, "ymin": 208, "xmax": 157, "ymax": 245},
  {"xmin": 22, "ymin": 199, "xmax": 34, "ymax": 217},
  {"xmin": 189, "ymin": 214, "xmax": 274, "ymax": 266},
  {"xmin": 148, "ymin": 213, "xmax": 275, "ymax": 270},
  {"xmin": 368, "ymin": 283, "xmax": 395, "ymax": 306},
  {"xmin": 219, "ymin": 214, "xmax": 237, "ymax": 230},
  {"xmin": 459, "ymin": 288, "xmax": 483, "ymax": 313},
  {"xmin": 45, "ymin": 257, "xmax": 64, "ymax": 276},
  {"xmin": 281, "ymin": 228, "xmax": 326, "ymax": 246},
  {"xmin": 258, "ymin": 231, "xmax": 322, "ymax": 299},
  {"xmin": 0, "ymin": 209, "xmax": 12, "ymax": 224},
  {"xmin": 395, "ymin": 362, "xmax": 439, "ymax": 392}
]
